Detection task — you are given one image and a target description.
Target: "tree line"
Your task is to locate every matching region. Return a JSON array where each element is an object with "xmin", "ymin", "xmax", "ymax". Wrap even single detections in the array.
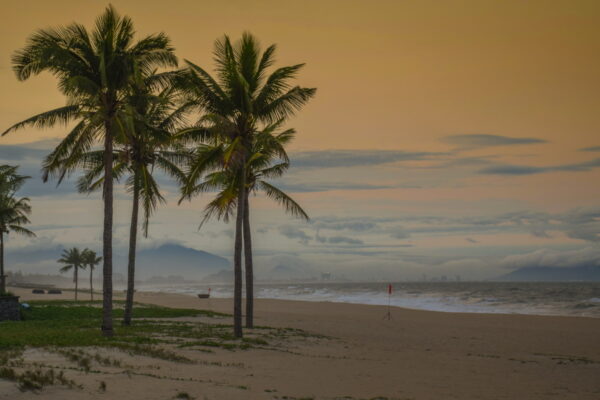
[{"xmin": 0, "ymin": 5, "xmax": 315, "ymax": 338}]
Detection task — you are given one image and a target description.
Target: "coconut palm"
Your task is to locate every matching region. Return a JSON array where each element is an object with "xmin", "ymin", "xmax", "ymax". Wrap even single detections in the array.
[
  {"xmin": 0, "ymin": 165, "xmax": 35, "ymax": 294},
  {"xmin": 76, "ymin": 80, "xmax": 191, "ymax": 325},
  {"xmin": 82, "ymin": 248, "xmax": 102, "ymax": 301},
  {"xmin": 179, "ymin": 33, "xmax": 315, "ymax": 336},
  {"xmin": 58, "ymin": 248, "xmax": 86, "ymax": 301},
  {"xmin": 2, "ymin": 5, "xmax": 177, "ymax": 336},
  {"xmin": 185, "ymin": 123, "xmax": 308, "ymax": 328}
]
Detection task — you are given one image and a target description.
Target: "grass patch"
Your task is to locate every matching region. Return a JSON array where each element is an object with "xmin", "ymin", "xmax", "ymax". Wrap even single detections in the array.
[{"xmin": 0, "ymin": 300, "xmax": 225, "ymax": 350}]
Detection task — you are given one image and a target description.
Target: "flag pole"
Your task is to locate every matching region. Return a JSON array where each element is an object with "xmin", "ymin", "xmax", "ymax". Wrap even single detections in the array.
[{"xmin": 384, "ymin": 283, "xmax": 392, "ymax": 320}]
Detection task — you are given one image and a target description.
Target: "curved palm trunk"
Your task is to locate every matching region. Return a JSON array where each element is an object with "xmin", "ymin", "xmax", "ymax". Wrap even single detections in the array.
[
  {"xmin": 123, "ymin": 177, "xmax": 140, "ymax": 326},
  {"xmin": 74, "ymin": 265, "xmax": 78, "ymax": 301},
  {"xmin": 102, "ymin": 118, "xmax": 114, "ymax": 337},
  {"xmin": 233, "ymin": 169, "xmax": 247, "ymax": 338},
  {"xmin": 243, "ymin": 193, "xmax": 254, "ymax": 328},
  {"xmin": 0, "ymin": 232, "xmax": 5, "ymax": 294},
  {"xmin": 90, "ymin": 267, "xmax": 94, "ymax": 301}
]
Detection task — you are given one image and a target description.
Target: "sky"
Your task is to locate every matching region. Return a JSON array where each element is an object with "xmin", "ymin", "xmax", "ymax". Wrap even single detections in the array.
[{"xmin": 1, "ymin": 0, "xmax": 599, "ymax": 280}]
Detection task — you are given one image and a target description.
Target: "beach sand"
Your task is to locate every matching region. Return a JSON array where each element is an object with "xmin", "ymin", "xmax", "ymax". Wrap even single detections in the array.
[{"xmin": 2, "ymin": 287, "xmax": 600, "ymax": 399}]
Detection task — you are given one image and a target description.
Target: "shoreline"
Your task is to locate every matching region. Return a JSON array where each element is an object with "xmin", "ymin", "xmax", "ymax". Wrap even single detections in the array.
[{"xmin": 4, "ymin": 286, "xmax": 600, "ymax": 399}]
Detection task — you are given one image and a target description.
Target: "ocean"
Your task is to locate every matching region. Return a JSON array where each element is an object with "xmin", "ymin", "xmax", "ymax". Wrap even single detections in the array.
[{"xmin": 141, "ymin": 281, "xmax": 600, "ymax": 318}]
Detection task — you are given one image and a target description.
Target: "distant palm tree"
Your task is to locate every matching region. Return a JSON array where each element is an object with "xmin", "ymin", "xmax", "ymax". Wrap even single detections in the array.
[
  {"xmin": 77, "ymin": 79, "xmax": 191, "ymax": 325},
  {"xmin": 3, "ymin": 5, "xmax": 177, "ymax": 336},
  {"xmin": 0, "ymin": 165, "xmax": 35, "ymax": 294},
  {"xmin": 58, "ymin": 248, "xmax": 86, "ymax": 301},
  {"xmin": 179, "ymin": 33, "xmax": 315, "ymax": 335},
  {"xmin": 82, "ymin": 249, "xmax": 102, "ymax": 301}
]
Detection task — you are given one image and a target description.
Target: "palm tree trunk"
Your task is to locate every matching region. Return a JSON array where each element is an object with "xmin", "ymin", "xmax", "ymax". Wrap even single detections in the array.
[
  {"xmin": 74, "ymin": 266, "xmax": 78, "ymax": 301},
  {"xmin": 90, "ymin": 267, "xmax": 94, "ymax": 301},
  {"xmin": 233, "ymin": 169, "xmax": 246, "ymax": 338},
  {"xmin": 102, "ymin": 118, "xmax": 114, "ymax": 337},
  {"xmin": 0, "ymin": 232, "xmax": 5, "ymax": 294},
  {"xmin": 123, "ymin": 177, "xmax": 139, "ymax": 326},
  {"xmin": 243, "ymin": 193, "xmax": 254, "ymax": 328}
]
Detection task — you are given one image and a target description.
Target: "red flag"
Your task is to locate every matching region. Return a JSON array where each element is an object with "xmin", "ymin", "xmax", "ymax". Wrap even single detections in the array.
[{"xmin": 388, "ymin": 284, "xmax": 392, "ymax": 295}]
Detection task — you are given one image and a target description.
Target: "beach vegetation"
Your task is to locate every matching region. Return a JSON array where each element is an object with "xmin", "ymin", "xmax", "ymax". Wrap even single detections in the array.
[
  {"xmin": 74, "ymin": 72, "xmax": 191, "ymax": 326},
  {"xmin": 178, "ymin": 32, "xmax": 315, "ymax": 336},
  {"xmin": 81, "ymin": 249, "xmax": 101, "ymax": 301},
  {"xmin": 0, "ymin": 165, "xmax": 35, "ymax": 294},
  {"xmin": 57, "ymin": 247, "xmax": 86, "ymax": 301},
  {"xmin": 3, "ymin": 5, "xmax": 178, "ymax": 337}
]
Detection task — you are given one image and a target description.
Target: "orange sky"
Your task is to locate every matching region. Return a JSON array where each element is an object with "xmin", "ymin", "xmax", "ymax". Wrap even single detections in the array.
[
  {"xmin": 2, "ymin": 1, "xmax": 599, "ymax": 156},
  {"xmin": 1, "ymin": 0, "xmax": 599, "ymax": 279}
]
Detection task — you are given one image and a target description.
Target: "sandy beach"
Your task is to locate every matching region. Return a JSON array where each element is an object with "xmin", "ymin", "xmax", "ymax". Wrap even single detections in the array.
[{"xmin": 1, "ymin": 287, "xmax": 599, "ymax": 400}]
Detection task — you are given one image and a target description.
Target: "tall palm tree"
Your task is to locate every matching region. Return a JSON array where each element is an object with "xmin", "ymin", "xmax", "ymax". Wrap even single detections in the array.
[
  {"xmin": 82, "ymin": 248, "xmax": 102, "ymax": 301},
  {"xmin": 58, "ymin": 248, "xmax": 86, "ymax": 301},
  {"xmin": 0, "ymin": 165, "xmax": 35, "ymax": 294},
  {"xmin": 178, "ymin": 33, "xmax": 315, "ymax": 336},
  {"xmin": 185, "ymin": 123, "xmax": 309, "ymax": 328},
  {"xmin": 77, "ymin": 80, "xmax": 191, "ymax": 325},
  {"xmin": 2, "ymin": 5, "xmax": 177, "ymax": 336}
]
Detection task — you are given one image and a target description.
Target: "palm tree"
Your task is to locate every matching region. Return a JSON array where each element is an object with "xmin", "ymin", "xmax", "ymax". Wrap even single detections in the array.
[
  {"xmin": 77, "ymin": 80, "xmax": 191, "ymax": 325},
  {"xmin": 2, "ymin": 5, "xmax": 177, "ymax": 336},
  {"xmin": 178, "ymin": 33, "xmax": 315, "ymax": 336},
  {"xmin": 0, "ymin": 165, "xmax": 35, "ymax": 294},
  {"xmin": 82, "ymin": 248, "xmax": 102, "ymax": 301},
  {"xmin": 185, "ymin": 123, "xmax": 309, "ymax": 328},
  {"xmin": 58, "ymin": 248, "xmax": 86, "ymax": 301}
]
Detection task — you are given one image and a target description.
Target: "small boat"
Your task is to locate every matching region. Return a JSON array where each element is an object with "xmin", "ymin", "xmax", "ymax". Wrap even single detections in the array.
[{"xmin": 197, "ymin": 288, "xmax": 211, "ymax": 299}]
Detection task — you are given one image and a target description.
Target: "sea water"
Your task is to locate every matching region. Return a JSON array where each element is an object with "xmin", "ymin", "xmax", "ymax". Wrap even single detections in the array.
[{"xmin": 141, "ymin": 281, "xmax": 600, "ymax": 318}]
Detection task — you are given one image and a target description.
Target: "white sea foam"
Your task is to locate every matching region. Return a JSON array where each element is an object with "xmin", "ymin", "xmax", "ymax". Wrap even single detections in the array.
[{"xmin": 139, "ymin": 282, "xmax": 600, "ymax": 318}]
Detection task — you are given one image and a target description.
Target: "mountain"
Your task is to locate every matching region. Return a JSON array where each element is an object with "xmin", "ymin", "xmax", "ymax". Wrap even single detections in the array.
[
  {"xmin": 131, "ymin": 244, "xmax": 230, "ymax": 280},
  {"xmin": 497, "ymin": 265, "xmax": 600, "ymax": 282},
  {"xmin": 5, "ymin": 243, "xmax": 230, "ymax": 280}
]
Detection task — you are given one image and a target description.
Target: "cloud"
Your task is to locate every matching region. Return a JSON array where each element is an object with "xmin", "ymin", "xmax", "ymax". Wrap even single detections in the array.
[
  {"xmin": 442, "ymin": 134, "xmax": 547, "ymax": 149},
  {"xmin": 478, "ymin": 158, "xmax": 600, "ymax": 175},
  {"xmin": 389, "ymin": 228, "xmax": 411, "ymax": 239},
  {"xmin": 499, "ymin": 247, "xmax": 600, "ymax": 269},
  {"xmin": 278, "ymin": 225, "xmax": 312, "ymax": 244},
  {"xmin": 531, "ymin": 229, "xmax": 552, "ymax": 239},
  {"xmin": 579, "ymin": 146, "xmax": 600, "ymax": 152},
  {"xmin": 0, "ymin": 143, "xmax": 50, "ymax": 161},
  {"xmin": 276, "ymin": 182, "xmax": 392, "ymax": 192},
  {"xmin": 290, "ymin": 149, "xmax": 446, "ymax": 169},
  {"xmin": 325, "ymin": 236, "xmax": 364, "ymax": 245},
  {"xmin": 312, "ymin": 218, "xmax": 377, "ymax": 232}
]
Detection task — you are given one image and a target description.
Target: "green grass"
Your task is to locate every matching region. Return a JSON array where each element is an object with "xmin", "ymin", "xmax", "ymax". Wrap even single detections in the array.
[{"xmin": 0, "ymin": 300, "xmax": 226, "ymax": 350}]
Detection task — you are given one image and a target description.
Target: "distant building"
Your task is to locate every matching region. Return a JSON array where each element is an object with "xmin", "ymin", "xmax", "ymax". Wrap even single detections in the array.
[{"xmin": 321, "ymin": 272, "xmax": 332, "ymax": 281}]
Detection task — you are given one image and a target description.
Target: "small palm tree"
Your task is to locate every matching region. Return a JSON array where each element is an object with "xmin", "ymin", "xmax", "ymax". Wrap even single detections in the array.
[
  {"xmin": 3, "ymin": 5, "xmax": 178, "ymax": 336},
  {"xmin": 0, "ymin": 165, "xmax": 35, "ymax": 294},
  {"xmin": 58, "ymin": 248, "xmax": 85, "ymax": 301},
  {"xmin": 178, "ymin": 32, "xmax": 315, "ymax": 337},
  {"xmin": 82, "ymin": 249, "xmax": 102, "ymax": 301}
]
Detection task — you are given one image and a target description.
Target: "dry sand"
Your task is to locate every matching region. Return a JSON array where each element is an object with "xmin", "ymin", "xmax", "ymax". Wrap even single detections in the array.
[{"xmin": 2, "ymin": 287, "xmax": 600, "ymax": 399}]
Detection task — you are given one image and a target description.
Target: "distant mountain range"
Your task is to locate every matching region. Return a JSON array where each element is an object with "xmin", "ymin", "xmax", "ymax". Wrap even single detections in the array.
[
  {"xmin": 6, "ymin": 243, "xmax": 230, "ymax": 280},
  {"xmin": 497, "ymin": 265, "xmax": 600, "ymax": 282}
]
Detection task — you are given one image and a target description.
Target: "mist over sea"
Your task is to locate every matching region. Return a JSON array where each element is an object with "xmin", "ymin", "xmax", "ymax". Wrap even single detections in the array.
[{"xmin": 140, "ymin": 281, "xmax": 600, "ymax": 318}]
